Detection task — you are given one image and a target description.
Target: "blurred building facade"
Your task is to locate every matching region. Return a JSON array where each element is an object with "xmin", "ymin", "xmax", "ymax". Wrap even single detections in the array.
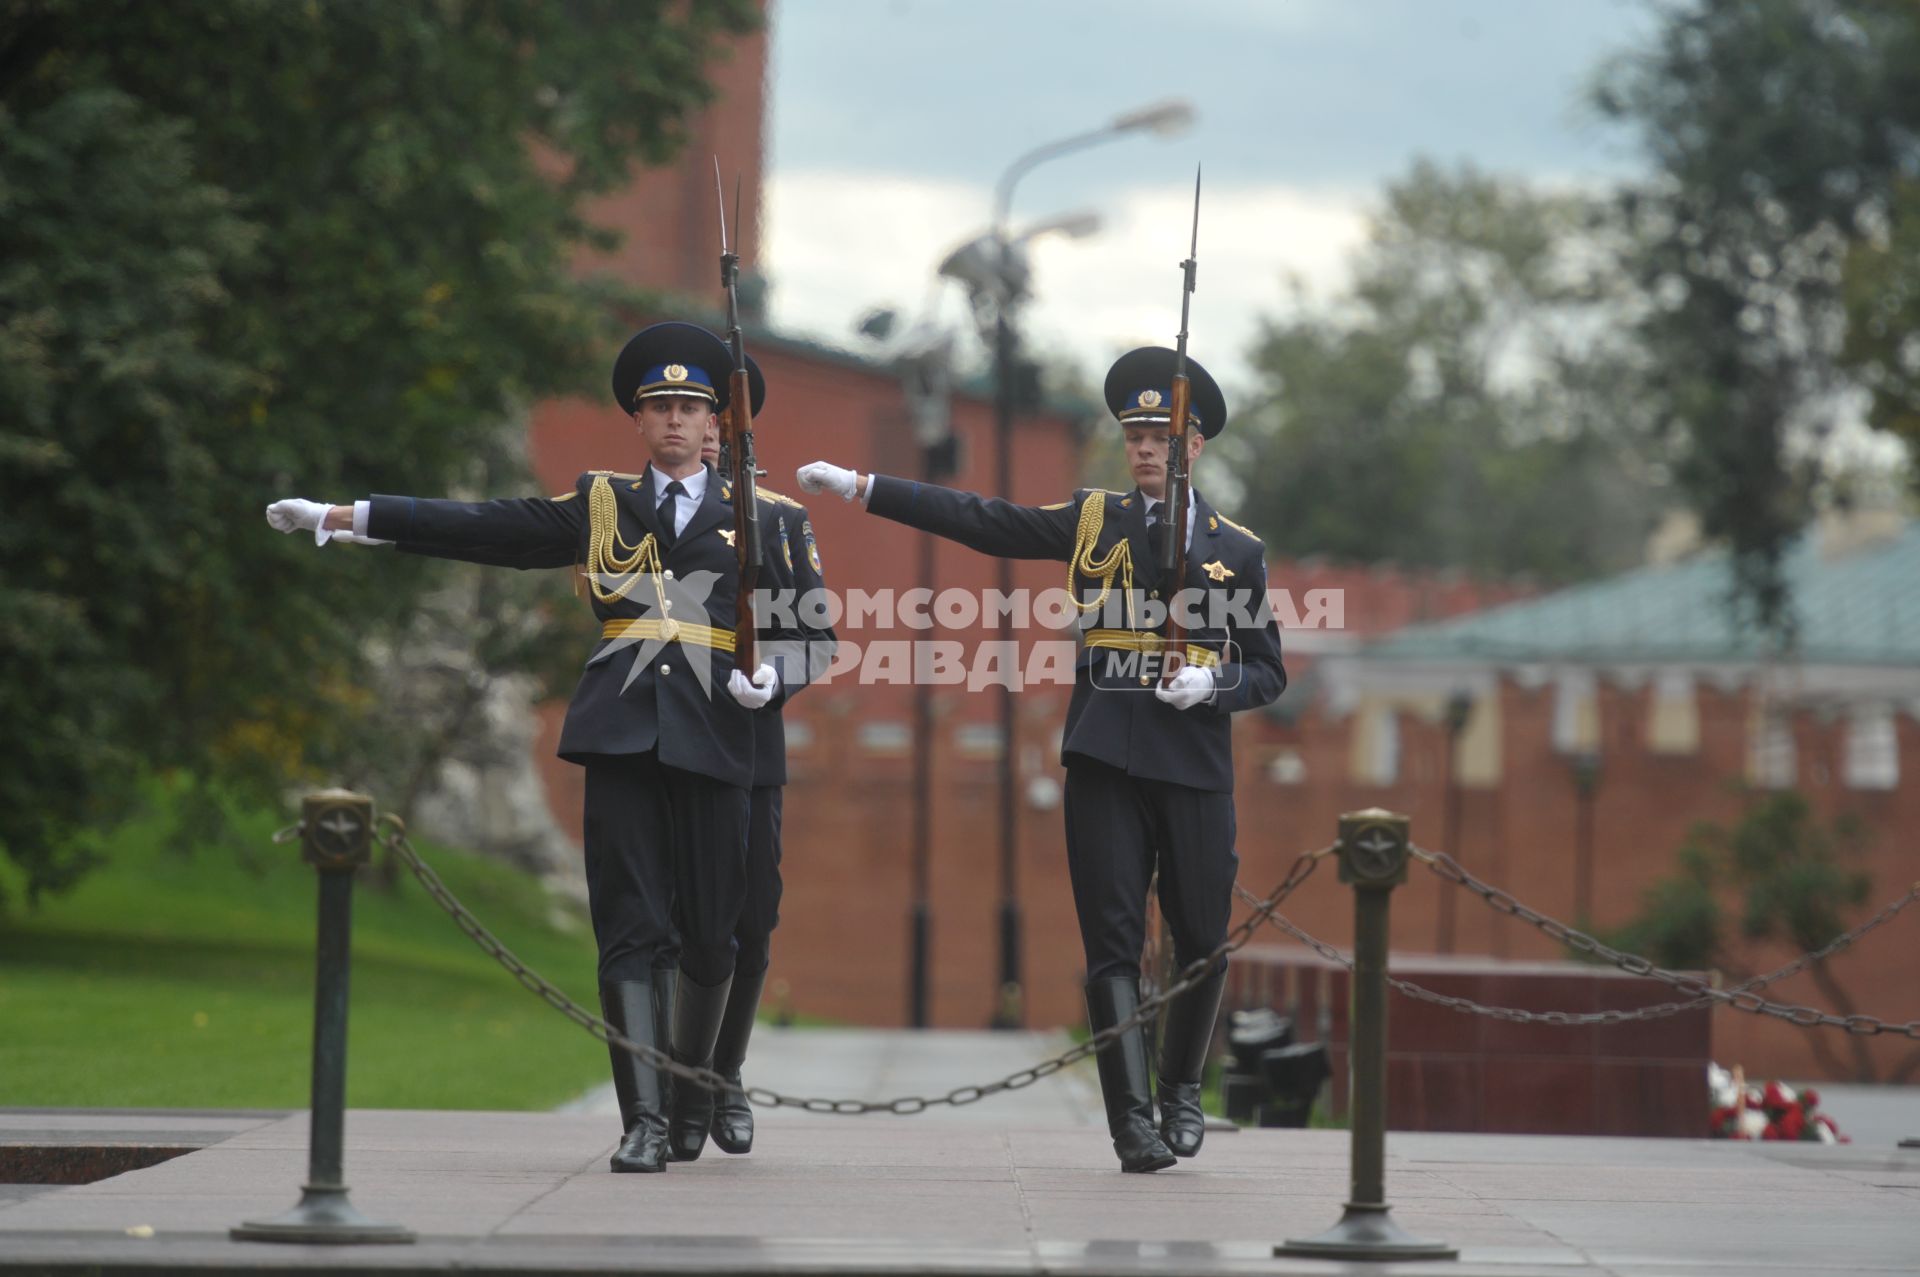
[{"xmin": 1256, "ymin": 515, "xmax": 1920, "ymax": 1086}]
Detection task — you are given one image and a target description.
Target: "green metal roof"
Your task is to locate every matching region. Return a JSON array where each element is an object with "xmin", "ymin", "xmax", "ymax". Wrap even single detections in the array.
[{"xmin": 1363, "ymin": 520, "xmax": 1920, "ymax": 668}]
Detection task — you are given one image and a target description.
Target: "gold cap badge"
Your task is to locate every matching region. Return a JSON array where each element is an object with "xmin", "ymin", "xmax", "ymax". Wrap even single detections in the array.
[
  {"xmin": 663, "ymin": 363, "xmax": 688, "ymax": 382},
  {"xmin": 1137, "ymin": 389, "xmax": 1163, "ymax": 408}
]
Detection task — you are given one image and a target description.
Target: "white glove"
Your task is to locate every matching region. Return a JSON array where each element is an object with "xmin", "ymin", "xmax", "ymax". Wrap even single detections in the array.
[
  {"xmin": 1154, "ymin": 662, "xmax": 1215, "ymax": 711},
  {"xmin": 728, "ymin": 663, "xmax": 780, "ymax": 708},
  {"xmin": 797, "ymin": 461, "xmax": 859, "ymax": 501},
  {"xmin": 265, "ymin": 498, "xmax": 339, "ymax": 545}
]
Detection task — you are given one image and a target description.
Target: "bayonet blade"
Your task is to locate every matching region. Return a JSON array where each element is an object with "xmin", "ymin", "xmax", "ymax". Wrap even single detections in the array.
[
  {"xmin": 714, "ymin": 156, "xmax": 730, "ymax": 255},
  {"xmin": 1189, "ymin": 163, "xmax": 1202, "ymax": 261}
]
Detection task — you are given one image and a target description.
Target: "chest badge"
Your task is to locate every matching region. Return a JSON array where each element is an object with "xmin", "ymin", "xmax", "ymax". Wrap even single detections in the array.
[
  {"xmin": 718, "ymin": 528, "xmax": 736, "ymax": 548},
  {"xmin": 1201, "ymin": 559, "xmax": 1234, "ymax": 582}
]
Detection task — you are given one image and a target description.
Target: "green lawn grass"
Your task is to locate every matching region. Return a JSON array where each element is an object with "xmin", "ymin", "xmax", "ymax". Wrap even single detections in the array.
[{"xmin": 0, "ymin": 789, "xmax": 608, "ymax": 1110}]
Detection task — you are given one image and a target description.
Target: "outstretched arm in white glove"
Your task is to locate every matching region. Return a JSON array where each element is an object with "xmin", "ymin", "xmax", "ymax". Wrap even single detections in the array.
[
  {"xmin": 796, "ymin": 461, "xmax": 865, "ymax": 502},
  {"xmin": 728, "ymin": 663, "xmax": 781, "ymax": 709},
  {"xmin": 1154, "ymin": 662, "xmax": 1216, "ymax": 711},
  {"xmin": 265, "ymin": 498, "xmax": 388, "ymax": 546}
]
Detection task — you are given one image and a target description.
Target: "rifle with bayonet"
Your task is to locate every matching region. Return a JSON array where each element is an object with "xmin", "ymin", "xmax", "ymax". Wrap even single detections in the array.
[
  {"xmin": 716, "ymin": 160, "xmax": 760, "ymax": 673},
  {"xmin": 1161, "ymin": 165, "xmax": 1201, "ymax": 680}
]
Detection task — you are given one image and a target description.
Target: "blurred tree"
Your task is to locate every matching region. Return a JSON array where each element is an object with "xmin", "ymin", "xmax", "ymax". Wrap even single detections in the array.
[
  {"xmin": 1595, "ymin": 0, "xmax": 1920, "ymax": 631},
  {"xmin": 0, "ymin": 0, "xmax": 755, "ymax": 904},
  {"xmin": 1841, "ymin": 177, "xmax": 1920, "ymax": 448},
  {"xmin": 1607, "ymin": 789, "xmax": 1880, "ymax": 1081},
  {"xmin": 1222, "ymin": 161, "xmax": 1668, "ymax": 582}
]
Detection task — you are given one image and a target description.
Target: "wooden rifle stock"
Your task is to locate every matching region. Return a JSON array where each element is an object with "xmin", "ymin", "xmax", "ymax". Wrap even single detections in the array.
[{"xmin": 728, "ymin": 369, "xmax": 759, "ymax": 672}]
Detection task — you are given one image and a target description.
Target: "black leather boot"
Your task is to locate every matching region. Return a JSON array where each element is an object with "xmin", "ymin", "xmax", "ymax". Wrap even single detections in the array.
[
  {"xmin": 1085, "ymin": 976, "xmax": 1177, "ymax": 1174},
  {"xmin": 709, "ymin": 965, "xmax": 767, "ymax": 1154},
  {"xmin": 666, "ymin": 970, "xmax": 733, "ymax": 1162},
  {"xmin": 600, "ymin": 985, "xmax": 637, "ymax": 1136},
  {"xmin": 602, "ymin": 978, "xmax": 671, "ymax": 1172},
  {"xmin": 1155, "ymin": 962, "xmax": 1227, "ymax": 1158}
]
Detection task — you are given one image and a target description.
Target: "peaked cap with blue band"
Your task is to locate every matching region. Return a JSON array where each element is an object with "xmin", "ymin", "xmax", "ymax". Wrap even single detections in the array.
[
  {"xmin": 611, "ymin": 321, "xmax": 767, "ymax": 416},
  {"xmin": 1102, "ymin": 345, "xmax": 1227, "ymax": 439}
]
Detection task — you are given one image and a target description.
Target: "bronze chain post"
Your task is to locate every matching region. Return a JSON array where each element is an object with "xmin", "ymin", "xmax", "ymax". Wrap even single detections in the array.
[
  {"xmin": 232, "ymin": 790, "xmax": 413, "ymax": 1246},
  {"xmin": 1277, "ymin": 808, "xmax": 1455, "ymax": 1263}
]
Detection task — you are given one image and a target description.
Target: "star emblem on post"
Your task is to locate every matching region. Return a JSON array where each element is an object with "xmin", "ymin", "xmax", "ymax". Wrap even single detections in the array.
[{"xmin": 1201, "ymin": 559, "xmax": 1234, "ymax": 582}]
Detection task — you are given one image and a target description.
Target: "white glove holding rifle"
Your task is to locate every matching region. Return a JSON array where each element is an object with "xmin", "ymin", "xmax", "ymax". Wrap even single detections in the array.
[
  {"xmin": 728, "ymin": 663, "xmax": 780, "ymax": 708},
  {"xmin": 1155, "ymin": 662, "xmax": 1215, "ymax": 711}
]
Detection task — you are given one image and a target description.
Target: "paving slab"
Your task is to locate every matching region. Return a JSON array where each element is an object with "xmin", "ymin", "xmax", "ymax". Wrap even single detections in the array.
[{"xmin": 1, "ymin": 1108, "xmax": 1916, "ymax": 1275}]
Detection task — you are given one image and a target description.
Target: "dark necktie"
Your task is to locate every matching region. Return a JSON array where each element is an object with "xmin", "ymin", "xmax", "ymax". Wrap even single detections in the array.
[
  {"xmin": 1146, "ymin": 506, "xmax": 1167, "ymax": 564},
  {"xmin": 657, "ymin": 479, "xmax": 686, "ymax": 549}
]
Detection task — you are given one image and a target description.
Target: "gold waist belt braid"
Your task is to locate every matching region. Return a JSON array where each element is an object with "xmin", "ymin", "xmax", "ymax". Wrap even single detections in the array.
[
  {"xmin": 601, "ymin": 618, "xmax": 736, "ymax": 653},
  {"xmin": 1082, "ymin": 629, "xmax": 1220, "ymax": 670}
]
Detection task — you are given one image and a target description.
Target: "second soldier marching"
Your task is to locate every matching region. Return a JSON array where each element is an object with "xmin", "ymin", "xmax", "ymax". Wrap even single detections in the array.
[{"xmin": 798, "ymin": 345, "xmax": 1284, "ymax": 1173}]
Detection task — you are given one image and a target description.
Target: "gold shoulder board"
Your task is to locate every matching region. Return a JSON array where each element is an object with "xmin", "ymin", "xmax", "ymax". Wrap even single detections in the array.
[{"xmin": 1217, "ymin": 513, "xmax": 1264, "ymax": 543}]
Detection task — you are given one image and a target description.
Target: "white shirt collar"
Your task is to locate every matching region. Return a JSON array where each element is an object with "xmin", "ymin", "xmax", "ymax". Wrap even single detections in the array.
[
  {"xmin": 1141, "ymin": 491, "xmax": 1199, "ymax": 550},
  {"xmin": 649, "ymin": 464, "xmax": 709, "ymax": 504},
  {"xmin": 1142, "ymin": 492, "xmax": 1199, "ymax": 525}
]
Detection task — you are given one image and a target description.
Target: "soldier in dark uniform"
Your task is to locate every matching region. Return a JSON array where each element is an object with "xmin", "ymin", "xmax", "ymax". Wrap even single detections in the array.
[
  {"xmin": 672, "ymin": 422, "xmax": 836, "ymax": 1161},
  {"xmin": 266, "ymin": 321, "xmax": 825, "ymax": 1175},
  {"xmin": 796, "ymin": 347, "xmax": 1284, "ymax": 1174}
]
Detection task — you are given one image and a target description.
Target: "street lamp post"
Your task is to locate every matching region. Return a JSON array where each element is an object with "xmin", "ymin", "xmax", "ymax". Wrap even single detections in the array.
[
  {"xmin": 895, "ymin": 334, "xmax": 957, "ymax": 1028},
  {"xmin": 982, "ymin": 99, "xmax": 1193, "ymax": 1029},
  {"xmin": 1436, "ymin": 690, "xmax": 1473, "ymax": 954}
]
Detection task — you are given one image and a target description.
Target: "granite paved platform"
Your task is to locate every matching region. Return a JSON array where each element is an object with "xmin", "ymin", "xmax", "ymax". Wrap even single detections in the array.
[{"xmin": 2, "ymin": 1106, "xmax": 1916, "ymax": 1275}]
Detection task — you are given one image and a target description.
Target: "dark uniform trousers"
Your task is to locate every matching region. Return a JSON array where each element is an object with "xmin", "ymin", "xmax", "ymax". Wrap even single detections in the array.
[
  {"xmin": 370, "ymin": 466, "xmax": 827, "ymax": 987},
  {"xmin": 864, "ymin": 475, "xmax": 1285, "ymax": 981},
  {"xmin": 585, "ymin": 753, "xmax": 749, "ymax": 986},
  {"xmin": 736, "ymin": 784, "xmax": 783, "ymax": 976},
  {"xmin": 1065, "ymin": 757, "xmax": 1237, "ymax": 980}
]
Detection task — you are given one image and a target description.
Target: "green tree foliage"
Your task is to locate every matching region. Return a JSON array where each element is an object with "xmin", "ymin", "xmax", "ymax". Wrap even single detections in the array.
[
  {"xmin": 1595, "ymin": 0, "xmax": 1920, "ymax": 631},
  {"xmin": 0, "ymin": 0, "xmax": 755, "ymax": 903},
  {"xmin": 1609, "ymin": 789, "xmax": 1881, "ymax": 1080},
  {"xmin": 1222, "ymin": 161, "xmax": 1667, "ymax": 582},
  {"xmin": 1841, "ymin": 177, "xmax": 1920, "ymax": 447}
]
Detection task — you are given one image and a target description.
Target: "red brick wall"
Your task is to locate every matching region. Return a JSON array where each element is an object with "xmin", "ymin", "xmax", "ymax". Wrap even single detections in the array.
[
  {"xmin": 1225, "ymin": 950, "xmax": 1712, "ymax": 1136},
  {"xmin": 562, "ymin": 18, "xmax": 768, "ymax": 300},
  {"xmin": 1234, "ymin": 676, "xmax": 1920, "ymax": 1083}
]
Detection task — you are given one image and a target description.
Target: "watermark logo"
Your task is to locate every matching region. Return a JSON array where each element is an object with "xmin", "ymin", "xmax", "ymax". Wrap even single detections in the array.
[{"xmin": 577, "ymin": 579, "xmax": 1340, "ymax": 695}]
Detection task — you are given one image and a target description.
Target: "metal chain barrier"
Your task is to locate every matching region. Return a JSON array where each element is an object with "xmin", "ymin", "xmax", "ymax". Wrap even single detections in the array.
[
  {"xmin": 372, "ymin": 812, "xmax": 1337, "ymax": 1112},
  {"xmin": 1232, "ymin": 878, "xmax": 1920, "ymax": 1028},
  {"xmin": 1410, "ymin": 843, "xmax": 1920, "ymax": 1038}
]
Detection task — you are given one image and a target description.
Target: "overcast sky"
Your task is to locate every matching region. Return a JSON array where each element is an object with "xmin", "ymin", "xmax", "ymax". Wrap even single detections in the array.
[{"xmin": 759, "ymin": 0, "xmax": 1659, "ymax": 393}]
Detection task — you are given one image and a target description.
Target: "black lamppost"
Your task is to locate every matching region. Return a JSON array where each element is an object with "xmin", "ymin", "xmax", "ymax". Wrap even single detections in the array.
[
  {"xmin": 1436, "ymin": 689, "xmax": 1473, "ymax": 954},
  {"xmin": 895, "ymin": 333, "xmax": 957, "ymax": 1028},
  {"xmin": 974, "ymin": 99, "xmax": 1193, "ymax": 1027},
  {"xmin": 1568, "ymin": 749, "xmax": 1602, "ymax": 924}
]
